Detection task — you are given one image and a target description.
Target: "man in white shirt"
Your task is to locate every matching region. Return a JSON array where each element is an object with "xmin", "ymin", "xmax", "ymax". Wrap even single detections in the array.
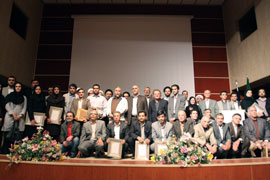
[
  {"xmin": 230, "ymin": 92, "xmax": 241, "ymax": 110},
  {"xmin": 87, "ymin": 84, "xmax": 108, "ymax": 122},
  {"xmin": 107, "ymin": 86, "xmax": 128, "ymax": 123},
  {"xmin": 217, "ymin": 91, "xmax": 235, "ymax": 112},
  {"xmin": 182, "ymin": 90, "xmax": 189, "ymax": 108},
  {"xmin": 2, "ymin": 76, "xmax": 16, "ymax": 97},
  {"xmin": 199, "ymin": 90, "xmax": 219, "ymax": 119},
  {"xmin": 144, "ymin": 87, "xmax": 152, "ymax": 108}
]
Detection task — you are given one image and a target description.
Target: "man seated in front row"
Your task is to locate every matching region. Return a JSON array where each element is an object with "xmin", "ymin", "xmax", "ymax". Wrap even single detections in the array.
[
  {"xmin": 172, "ymin": 110, "xmax": 194, "ymax": 138},
  {"xmin": 77, "ymin": 110, "xmax": 106, "ymax": 158},
  {"xmin": 60, "ymin": 112, "xmax": 81, "ymax": 158},
  {"xmin": 212, "ymin": 113, "xmax": 231, "ymax": 159},
  {"xmin": 128, "ymin": 111, "xmax": 152, "ymax": 158},
  {"xmin": 151, "ymin": 110, "xmax": 173, "ymax": 152},
  {"xmin": 244, "ymin": 106, "xmax": 270, "ymax": 157},
  {"xmin": 228, "ymin": 113, "xmax": 250, "ymax": 158},
  {"xmin": 106, "ymin": 111, "xmax": 129, "ymax": 158},
  {"xmin": 194, "ymin": 116, "xmax": 217, "ymax": 154}
]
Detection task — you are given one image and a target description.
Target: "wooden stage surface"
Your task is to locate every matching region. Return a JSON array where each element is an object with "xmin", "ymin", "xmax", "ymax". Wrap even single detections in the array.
[{"xmin": 1, "ymin": 155, "xmax": 270, "ymax": 180}]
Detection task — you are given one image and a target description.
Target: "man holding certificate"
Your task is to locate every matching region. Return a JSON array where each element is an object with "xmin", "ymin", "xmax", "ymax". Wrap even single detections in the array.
[
  {"xmin": 77, "ymin": 110, "xmax": 106, "ymax": 158},
  {"xmin": 128, "ymin": 111, "xmax": 152, "ymax": 158},
  {"xmin": 60, "ymin": 112, "xmax": 80, "ymax": 158},
  {"xmin": 106, "ymin": 111, "xmax": 129, "ymax": 158}
]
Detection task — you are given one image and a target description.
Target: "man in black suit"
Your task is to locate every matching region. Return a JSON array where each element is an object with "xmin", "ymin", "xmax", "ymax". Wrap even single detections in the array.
[
  {"xmin": 148, "ymin": 89, "xmax": 168, "ymax": 122},
  {"xmin": 106, "ymin": 111, "xmax": 129, "ymax": 158},
  {"xmin": 128, "ymin": 111, "xmax": 152, "ymax": 157},
  {"xmin": 212, "ymin": 113, "xmax": 231, "ymax": 159},
  {"xmin": 228, "ymin": 113, "xmax": 250, "ymax": 158},
  {"xmin": 172, "ymin": 110, "xmax": 194, "ymax": 138}
]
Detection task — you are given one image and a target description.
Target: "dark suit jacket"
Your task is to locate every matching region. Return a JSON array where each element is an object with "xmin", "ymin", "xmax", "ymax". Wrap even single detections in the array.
[
  {"xmin": 148, "ymin": 99, "xmax": 168, "ymax": 122},
  {"xmin": 127, "ymin": 95, "xmax": 148, "ymax": 125},
  {"xmin": 228, "ymin": 122, "xmax": 246, "ymax": 142},
  {"xmin": 243, "ymin": 117, "xmax": 270, "ymax": 142},
  {"xmin": 106, "ymin": 121, "xmax": 129, "ymax": 141},
  {"xmin": 172, "ymin": 119, "xmax": 194, "ymax": 138},
  {"xmin": 212, "ymin": 121, "xmax": 231, "ymax": 145},
  {"xmin": 130, "ymin": 120, "xmax": 152, "ymax": 142},
  {"xmin": 60, "ymin": 120, "xmax": 81, "ymax": 143}
]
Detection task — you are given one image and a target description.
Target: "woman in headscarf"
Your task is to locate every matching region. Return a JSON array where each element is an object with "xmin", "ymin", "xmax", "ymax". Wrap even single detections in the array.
[
  {"xmin": 24, "ymin": 85, "xmax": 46, "ymax": 138},
  {"xmin": 240, "ymin": 89, "xmax": 256, "ymax": 112},
  {"xmin": 1, "ymin": 82, "xmax": 27, "ymax": 154},
  {"xmin": 45, "ymin": 86, "xmax": 65, "ymax": 141},
  {"xmin": 185, "ymin": 96, "xmax": 202, "ymax": 119}
]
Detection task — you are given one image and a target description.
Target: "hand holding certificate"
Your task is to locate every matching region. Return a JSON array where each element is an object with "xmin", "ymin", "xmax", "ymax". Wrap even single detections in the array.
[
  {"xmin": 135, "ymin": 141, "xmax": 149, "ymax": 160},
  {"xmin": 107, "ymin": 138, "xmax": 123, "ymax": 159},
  {"xmin": 49, "ymin": 106, "xmax": 63, "ymax": 125},
  {"xmin": 25, "ymin": 112, "xmax": 46, "ymax": 126},
  {"xmin": 76, "ymin": 108, "xmax": 88, "ymax": 122}
]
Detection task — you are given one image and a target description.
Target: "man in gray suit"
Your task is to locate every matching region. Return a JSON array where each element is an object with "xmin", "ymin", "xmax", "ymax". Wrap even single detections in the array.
[
  {"xmin": 2, "ymin": 76, "xmax": 16, "ymax": 97},
  {"xmin": 217, "ymin": 91, "xmax": 235, "ymax": 112},
  {"xmin": 172, "ymin": 110, "xmax": 194, "ymax": 138},
  {"xmin": 151, "ymin": 110, "xmax": 173, "ymax": 151},
  {"xmin": 77, "ymin": 110, "xmax": 106, "ymax": 158},
  {"xmin": 244, "ymin": 106, "xmax": 270, "ymax": 157},
  {"xmin": 199, "ymin": 90, "xmax": 219, "ymax": 119},
  {"xmin": 168, "ymin": 84, "xmax": 186, "ymax": 122},
  {"xmin": 212, "ymin": 113, "xmax": 231, "ymax": 159}
]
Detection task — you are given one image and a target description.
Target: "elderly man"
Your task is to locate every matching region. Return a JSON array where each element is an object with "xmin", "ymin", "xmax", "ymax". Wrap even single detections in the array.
[
  {"xmin": 228, "ymin": 113, "xmax": 250, "ymax": 158},
  {"xmin": 244, "ymin": 106, "xmax": 270, "ymax": 157},
  {"xmin": 199, "ymin": 90, "xmax": 219, "ymax": 119},
  {"xmin": 194, "ymin": 116, "xmax": 217, "ymax": 154},
  {"xmin": 60, "ymin": 112, "xmax": 81, "ymax": 158},
  {"xmin": 107, "ymin": 86, "xmax": 128, "ymax": 123},
  {"xmin": 172, "ymin": 110, "xmax": 194, "ymax": 138},
  {"xmin": 77, "ymin": 110, "xmax": 106, "ymax": 158},
  {"xmin": 148, "ymin": 89, "xmax": 168, "ymax": 122},
  {"xmin": 106, "ymin": 111, "xmax": 129, "ymax": 158},
  {"xmin": 127, "ymin": 85, "xmax": 148, "ymax": 126},
  {"xmin": 151, "ymin": 110, "xmax": 173, "ymax": 152},
  {"xmin": 212, "ymin": 113, "xmax": 231, "ymax": 159}
]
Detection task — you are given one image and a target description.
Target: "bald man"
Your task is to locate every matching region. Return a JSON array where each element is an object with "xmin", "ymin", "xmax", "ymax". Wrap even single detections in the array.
[{"xmin": 172, "ymin": 110, "xmax": 194, "ymax": 138}]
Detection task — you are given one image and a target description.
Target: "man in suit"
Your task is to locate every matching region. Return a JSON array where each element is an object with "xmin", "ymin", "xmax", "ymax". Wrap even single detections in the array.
[
  {"xmin": 71, "ymin": 88, "xmax": 91, "ymax": 123},
  {"xmin": 24, "ymin": 79, "xmax": 39, "ymax": 99},
  {"xmin": 172, "ymin": 110, "xmax": 194, "ymax": 138},
  {"xmin": 182, "ymin": 90, "xmax": 189, "ymax": 107},
  {"xmin": 106, "ymin": 111, "xmax": 129, "ymax": 158},
  {"xmin": 256, "ymin": 89, "xmax": 270, "ymax": 120},
  {"xmin": 127, "ymin": 85, "xmax": 148, "ymax": 126},
  {"xmin": 151, "ymin": 110, "xmax": 172, "ymax": 151},
  {"xmin": 77, "ymin": 110, "xmax": 106, "ymax": 158},
  {"xmin": 212, "ymin": 113, "xmax": 231, "ymax": 159},
  {"xmin": 244, "ymin": 106, "xmax": 270, "ymax": 157},
  {"xmin": 230, "ymin": 92, "xmax": 241, "ymax": 110},
  {"xmin": 144, "ymin": 87, "xmax": 153, "ymax": 108},
  {"xmin": 2, "ymin": 75, "xmax": 16, "ymax": 97},
  {"xmin": 148, "ymin": 89, "xmax": 168, "ymax": 122},
  {"xmin": 60, "ymin": 112, "xmax": 81, "ymax": 158},
  {"xmin": 217, "ymin": 91, "xmax": 235, "ymax": 112},
  {"xmin": 187, "ymin": 109, "xmax": 200, "ymax": 126},
  {"xmin": 128, "ymin": 111, "xmax": 152, "ymax": 157},
  {"xmin": 194, "ymin": 116, "xmax": 217, "ymax": 154},
  {"xmin": 107, "ymin": 86, "xmax": 128, "ymax": 122},
  {"xmin": 228, "ymin": 113, "xmax": 250, "ymax": 158},
  {"xmin": 199, "ymin": 90, "xmax": 219, "ymax": 119},
  {"xmin": 63, "ymin": 83, "xmax": 78, "ymax": 114},
  {"xmin": 168, "ymin": 84, "xmax": 186, "ymax": 122}
]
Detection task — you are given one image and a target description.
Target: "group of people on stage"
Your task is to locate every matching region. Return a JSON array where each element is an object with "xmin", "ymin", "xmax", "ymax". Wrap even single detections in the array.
[{"xmin": 0, "ymin": 75, "xmax": 270, "ymax": 159}]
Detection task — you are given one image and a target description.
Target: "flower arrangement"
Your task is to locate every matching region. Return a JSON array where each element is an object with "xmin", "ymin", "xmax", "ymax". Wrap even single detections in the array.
[
  {"xmin": 8, "ymin": 127, "xmax": 64, "ymax": 163},
  {"xmin": 151, "ymin": 133, "xmax": 213, "ymax": 167}
]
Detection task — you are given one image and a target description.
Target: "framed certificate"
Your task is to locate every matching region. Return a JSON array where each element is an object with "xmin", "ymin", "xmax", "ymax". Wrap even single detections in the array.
[
  {"xmin": 49, "ymin": 106, "xmax": 63, "ymax": 125},
  {"xmin": 25, "ymin": 112, "xmax": 46, "ymax": 126},
  {"xmin": 76, "ymin": 108, "xmax": 88, "ymax": 121},
  {"xmin": 107, "ymin": 138, "xmax": 123, "ymax": 159},
  {"xmin": 251, "ymin": 102, "xmax": 264, "ymax": 114},
  {"xmin": 135, "ymin": 141, "xmax": 149, "ymax": 160},
  {"xmin": 221, "ymin": 110, "xmax": 245, "ymax": 124},
  {"xmin": 154, "ymin": 142, "xmax": 168, "ymax": 155}
]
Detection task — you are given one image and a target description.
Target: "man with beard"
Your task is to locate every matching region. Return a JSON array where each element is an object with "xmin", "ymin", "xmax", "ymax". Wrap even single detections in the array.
[
  {"xmin": 256, "ymin": 89, "xmax": 270, "ymax": 120},
  {"xmin": 163, "ymin": 86, "xmax": 171, "ymax": 101}
]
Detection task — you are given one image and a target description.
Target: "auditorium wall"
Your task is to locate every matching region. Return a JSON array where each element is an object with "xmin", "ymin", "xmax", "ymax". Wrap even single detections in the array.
[
  {"xmin": 0, "ymin": 0, "xmax": 43, "ymax": 86},
  {"xmin": 35, "ymin": 5, "xmax": 229, "ymax": 100},
  {"xmin": 223, "ymin": 0, "xmax": 270, "ymax": 90}
]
